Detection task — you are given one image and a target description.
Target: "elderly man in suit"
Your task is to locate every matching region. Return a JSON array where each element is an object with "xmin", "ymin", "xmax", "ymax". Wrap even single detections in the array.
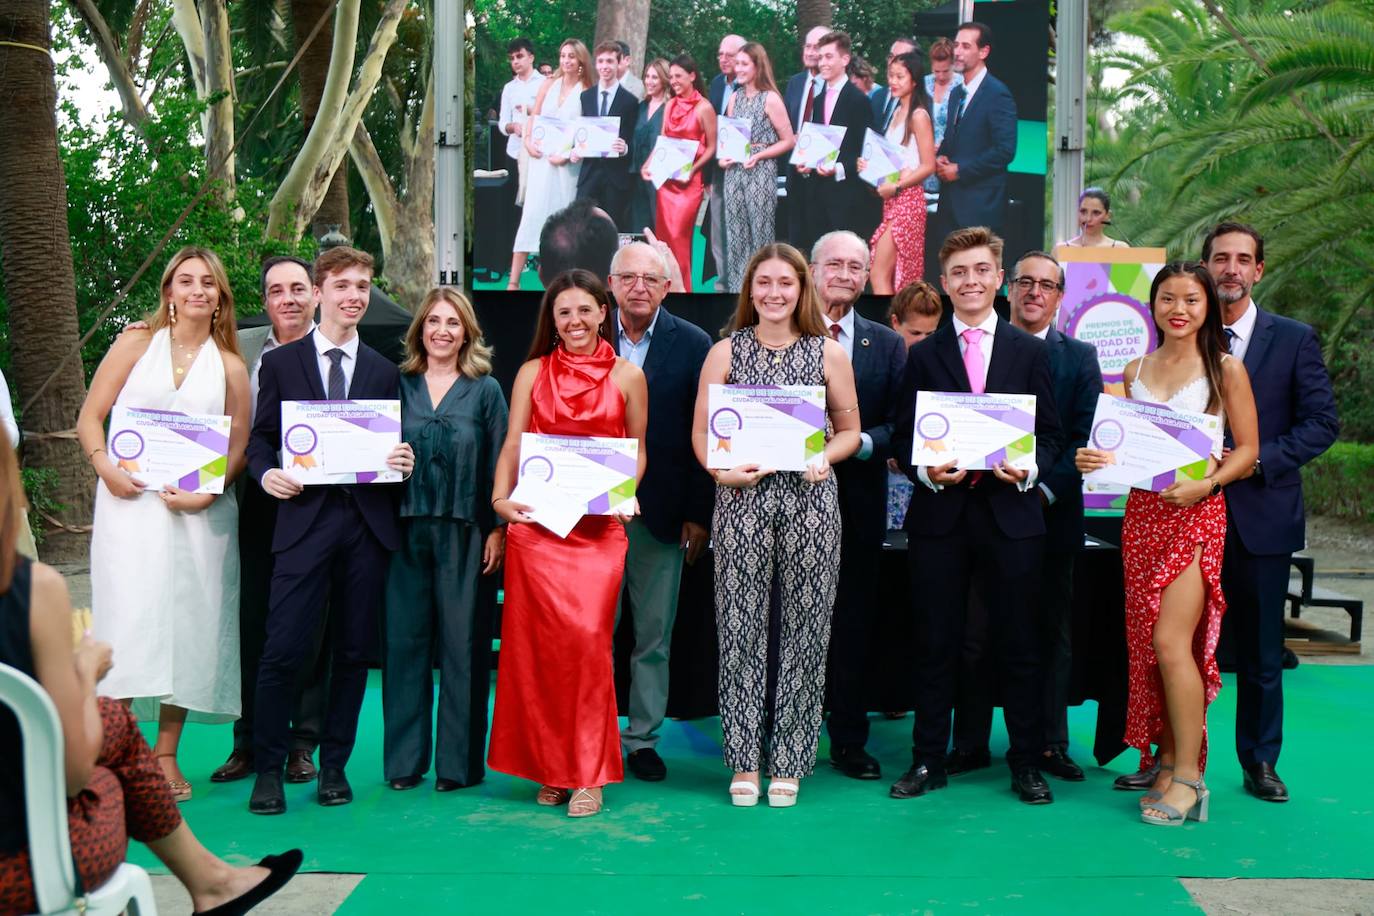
[
  {"xmin": 605, "ymin": 242, "xmax": 713, "ymax": 781},
  {"xmin": 574, "ymin": 41, "xmax": 639, "ymax": 229},
  {"xmin": 208, "ymin": 256, "xmax": 332, "ymax": 787},
  {"xmin": 1203, "ymin": 222, "xmax": 1339, "ymax": 803},
  {"xmin": 891, "ymin": 226, "xmax": 1062, "ymax": 805},
  {"xmin": 808, "ymin": 231, "xmax": 907, "ymax": 780},
  {"xmin": 933, "ymin": 22, "xmax": 1017, "ymax": 240},
  {"xmin": 947, "ymin": 251, "xmax": 1102, "ymax": 781},
  {"xmin": 246, "ymin": 246, "xmax": 415, "ymax": 815}
]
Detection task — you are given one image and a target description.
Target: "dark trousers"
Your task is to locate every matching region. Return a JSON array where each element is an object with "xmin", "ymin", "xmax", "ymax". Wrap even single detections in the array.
[
  {"xmin": 254, "ymin": 492, "xmax": 389, "ymax": 774},
  {"xmin": 909, "ymin": 491, "xmax": 1045, "ymax": 770},
  {"xmin": 235, "ymin": 482, "xmax": 328, "ymax": 756},
  {"xmin": 825, "ymin": 531, "xmax": 884, "ymax": 749},
  {"xmin": 382, "ymin": 517, "xmax": 494, "ymax": 786},
  {"xmin": 1221, "ymin": 525, "xmax": 1290, "ymax": 767}
]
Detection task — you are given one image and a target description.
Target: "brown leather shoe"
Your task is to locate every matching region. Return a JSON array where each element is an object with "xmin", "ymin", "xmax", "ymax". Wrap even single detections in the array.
[
  {"xmin": 285, "ymin": 749, "xmax": 318, "ymax": 784},
  {"xmin": 210, "ymin": 750, "xmax": 254, "ymax": 783}
]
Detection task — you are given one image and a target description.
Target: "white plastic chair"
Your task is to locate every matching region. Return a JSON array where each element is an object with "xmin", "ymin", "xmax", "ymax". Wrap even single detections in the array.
[{"xmin": 0, "ymin": 663, "xmax": 157, "ymax": 915}]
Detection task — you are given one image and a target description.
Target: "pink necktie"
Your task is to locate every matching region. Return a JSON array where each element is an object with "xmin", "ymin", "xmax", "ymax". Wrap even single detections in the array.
[
  {"xmin": 824, "ymin": 86, "xmax": 838, "ymax": 124},
  {"xmin": 961, "ymin": 328, "xmax": 986, "ymax": 394}
]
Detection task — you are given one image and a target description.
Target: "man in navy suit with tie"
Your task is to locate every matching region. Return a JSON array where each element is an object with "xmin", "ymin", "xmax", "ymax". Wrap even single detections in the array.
[
  {"xmin": 1203, "ymin": 222, "xmax": 1339, "ymax": 803},
  {"xmin": 604, "ymin": 242, "xmax": 713, "ymax": 782},
  {"xmin": 574, "ymin": 41, "xmax": 639, "ymax": 230},
  {"xmin": 782, "ymin": 26, "xmax": 829, "ymax": 247},
  {"xmin": 246, "ymin": 246, "xmax": 414, "ymax": 814},
  {"xmin": 933, "ymin": 22, "xmax": 1017, "ymax": 240},
  {"xmin": 891, "ymin": 227, "xmax": 1062, "ymax": 805},
  {"xmin": 809, "ymin": 231, "xmax": 907, "ymax": 780}
]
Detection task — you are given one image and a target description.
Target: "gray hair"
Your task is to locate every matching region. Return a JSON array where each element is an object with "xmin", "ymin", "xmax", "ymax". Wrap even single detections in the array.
[
  {"xmin": 609, "ymin": 241, "xmax": 673, "ymax": 279},
  {"xmin": 811, "ymin": 230, "xmax": 871, "ymax": 269}
]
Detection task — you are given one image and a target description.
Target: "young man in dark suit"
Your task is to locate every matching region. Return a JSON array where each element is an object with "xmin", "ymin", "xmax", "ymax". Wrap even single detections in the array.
[
  {"xmin": 948, "ymin": 251, "xmax": 1102, "ymax": 781},
  {"xmin": 933, "ymin": 22, "xmax": 1017, "ymax": 240},
  {"xmin": 891, "ymin": 227, "xmax": 1063, "ymax": 805},
  {"xmin": 574, "ymin": 41, "xmax": 639, "ymax": 230},
  {"xmin": 792, "ymin": 31, "xmax": 880, "ymax": 257},
  {"xmin": 781, "ymin": 26, "xmax": 829, "ymax": 247},
  {"xmin": 604, "ymin": 242, "xmax": 713, "ymax": 781},
  {"xmin": 245, "ymin": 246, "xmax": 414, "ymax": 815},
  {"xmin": 1204, "ymin": 222, "xmax": 1339, "ymax": 803},
  {"xmin": 809, "ymin": 231, "xmax": 908, "ymax": 780}
]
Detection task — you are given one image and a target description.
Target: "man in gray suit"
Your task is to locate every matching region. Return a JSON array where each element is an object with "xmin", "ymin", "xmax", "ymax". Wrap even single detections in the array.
[{"xmin": 210, "ymin": 255, "xmax": 331, "ymax": 785}]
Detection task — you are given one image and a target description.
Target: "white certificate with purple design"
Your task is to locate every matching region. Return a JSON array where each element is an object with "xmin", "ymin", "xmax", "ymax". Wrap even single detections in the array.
[
  {"xmin": 646, "ymin": 135, "xmax": 698, "ymax": 189},
  {"xmin": 529, "ymin": 115, "xmax": 574, "ymax": 157},
  {"xmin": 108, "ymin": 406, "xmax": 231, "ymax": 494},
  {"xmin": 910, "ymin": 391, "xmax": 1038, "ymax": 471},
  {"xmin": 707, "ymin": 384, "xmax": 827, "ymax": 472},
  {"xmin": 518, "ymin": 433, "xmax": 638, "ymax": 516},
  {"xmin": 788, "ymin": 123, "xmax": 846, "ymax": 170},
  {"xmin": 280, "ymin": 400, "xmax": 402, "ymax": 485},
  {"xmin": 1083, "ymin": 394, "xmax": 1222, "ymax": 492},
  {"xmin": 717, "ymin": 116, "xmax": 752, "ymax": 162},
  {"xmin": 571, "ymin": 116, "xmax": 623, "ymax": 158}
]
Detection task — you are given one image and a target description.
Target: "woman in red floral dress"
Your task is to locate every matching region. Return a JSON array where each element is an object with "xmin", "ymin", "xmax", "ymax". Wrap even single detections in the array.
[{"xmin": 1077, "ymin": 262, "xmax": 1258, "ymax": 826}]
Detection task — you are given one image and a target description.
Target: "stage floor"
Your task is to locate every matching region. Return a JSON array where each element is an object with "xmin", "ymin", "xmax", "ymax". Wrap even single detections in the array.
[{"xmin": 133, "ymin": 665, "xmax": 1374, "ymax": 914}]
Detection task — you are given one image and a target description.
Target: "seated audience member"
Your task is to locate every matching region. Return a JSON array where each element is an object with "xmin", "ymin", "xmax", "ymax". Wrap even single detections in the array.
[
  {"xmin": 0, "ymin": 432, "xmax": 303, "ymax": 914},
  {"xmin": 537, "ymin": 198, "xmax": 622, "ymax": 286}
]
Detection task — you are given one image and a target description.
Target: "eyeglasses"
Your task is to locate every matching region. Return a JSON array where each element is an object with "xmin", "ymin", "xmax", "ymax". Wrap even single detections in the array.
[
  {"xmin": 610, "ymin": 272, "xmax": 668, "ymax": 289},
  {"xmin": 1011, "ymin": 277, "xmax": 1063, "ymax": 294},
  {"xmin": 821, "ymin": 259, "xmax": 868, "ymax": 275}
]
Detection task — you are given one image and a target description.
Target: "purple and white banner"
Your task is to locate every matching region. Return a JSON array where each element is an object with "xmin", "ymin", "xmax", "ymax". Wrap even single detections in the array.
[
  {"xmin": 707, "ymin": 384, "xmax": 827, "ymax": 472},
  {"xmin": 1083, "ymin": 393, "xmax": 1222, "ymax": 493},
  {"xmin": 910, "ymin": 391, "xmax": 1038, "ymax": 472},
  {"xmin": 280, "ymin": 399, "xmax": 402, "ymax": 485},
  {"xmin": 108, "ymin": 406, "xmax": 231, "ymax": 494}
]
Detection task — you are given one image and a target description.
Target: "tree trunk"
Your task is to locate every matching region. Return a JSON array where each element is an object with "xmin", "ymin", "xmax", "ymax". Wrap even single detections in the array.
[
  {"xmin": 70, "ymin": 0, "xmax": 149, "ymax": 131},
  {"xmin": 0, "ymin": 0, "xmax": 95, "ymax": 560},
  {"xmin": 292, "ymin": 0, "xmax": 350, "ymax": 239},
  {"xmin": 796, "ymin": 0, "xmax": 833, "ymax": 56},
  {"xmin": 594, "ymin": 0, "xmax": 649, "ymax": 77},
  {"xmin": 203, "ymin": 0, "xmax": 237, "ymax": 201}
]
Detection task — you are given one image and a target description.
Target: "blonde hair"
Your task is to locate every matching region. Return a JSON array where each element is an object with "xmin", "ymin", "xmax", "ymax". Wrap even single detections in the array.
[
  {"xmin": 401, "ymin": 287, "xmax": 493, "ymax": 378},
  {"xmin": 562, "ymin": 39, "xmax": 594, "ymax": 90},
  {"xmin": 643, "ymin": 58, "xmax": 673, "ymax": 99},
  {"xmin": 148, "ymin": 246, "xmax": 242, "ymax": 358},
  {"xmin": 723, "ymin": 243, "xmax": 828, "ymax": 338}
]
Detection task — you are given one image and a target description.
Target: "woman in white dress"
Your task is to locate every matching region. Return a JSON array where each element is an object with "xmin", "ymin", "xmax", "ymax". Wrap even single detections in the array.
[
  {"xmin": 77, "ymin": 246, "xmax": 250, "ymax": 802},
  {"xmin": 506, "ymin": 38, "xmax": 593, "ymax": 289}
]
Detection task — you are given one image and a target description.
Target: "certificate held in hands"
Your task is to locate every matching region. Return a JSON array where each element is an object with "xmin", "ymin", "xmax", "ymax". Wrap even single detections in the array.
[
  {"xmin": 1084, "ymin": 393, "xmax": 1222, "ymax": 492},
  {"xmin": 646, "ymin": 135, "xmax": 698, "ymax": 189},
  {"xmin": 281, "ymin": 400, "xmax": 402, "ymax": 484},
  {"xmin": 108, "ymin": 405, "xmax": 231, "ymax": 493},
  {"xmin": 717, "ymin": 116, "xmax": 752, "ymax": 162},
  {"xmin": 707, "ymin": 384, "xmax": 827, "ymax": 472},
  {"xmin": 858, "ymin": 128, "xmax": 913, "ymax": 188},
  {"xmin": 789, "ymin": 123, "xmax": 846, "ymax": 170},
  {"xmin": 910, "ymin": 391, "xmax": 1037, "ymax": 471},
  {"xmin": 572, "ymin": 116, "xmax": 623, "ymax": 158},
  {"xmin": 529, "ymin": 115, "xmax": 573, "ymax": 157},
  {"xmin": 513, "ymin": 433, "xmax": 638, "ymax": 537}
]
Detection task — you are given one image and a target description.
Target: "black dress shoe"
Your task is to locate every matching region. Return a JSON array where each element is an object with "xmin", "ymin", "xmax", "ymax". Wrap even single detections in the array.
[
  {"xmin": 248, "ymin": 771, "xmax": 286, "ymax": 816},
  {"xmin": 889, "ymin": 764, "xmax": 948, "ymax": 799},
  {"xmin": 192, "ymin": 849, "xmax": 304, "ymax": 916},
  {"xmin": 211, "ymin": 750, "xmax": 254, "ymax": 783},
  {"xmin": 1243, "ymin": 762, "xmax": 1289, "ymax": 802},
  {"xmin": 388, "ymin": 775, "xmax": 423, "ymax": 791},
  {"xmin": 627, "ymin": 748, "xmax": 668, "ymax": 782},
  {"xmin": 285, "ymin": 749, "xmax": 318, "ymax": 784},
  {"xmin": 1113, "ymin": 760, "xmax": 1161, "ymax": 791},
  {"xmin": 945, "ymin": 747, "xmax": 991, "ymax": 777},
  {"xmin": 830, "ymin": 745, "xmax": 882, "ymax": 780},
  {"xmin": 1041, "ymin": 748, "xmax": 1086, "ymax": 782},
  {"xmin": 435, "ymin": 777, "xmax": 470, "ymax": 792},
  {"xmin": 1011, "ymin": 767, "xmax": 1054, "ymax": 804},
  {"xmin": 317, "ymin": 767, "xmax": 353, "ymax": 806}
]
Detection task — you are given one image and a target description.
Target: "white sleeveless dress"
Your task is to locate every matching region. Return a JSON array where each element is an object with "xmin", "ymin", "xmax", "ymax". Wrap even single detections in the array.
[
  {"xmin": 91, "ymin": 328, "xmax": 241, "ymax": 722},
  {"xmin": 512, "ymin": 81, "xmax": 585, "ymax": 254}
]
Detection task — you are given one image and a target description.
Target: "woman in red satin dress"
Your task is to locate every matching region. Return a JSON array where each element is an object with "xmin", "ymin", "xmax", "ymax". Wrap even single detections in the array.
[
  {"xmin": 644, "ymin": 54, "xmax": 716, "ymax": 292},
  {"xmin": 488, "ymin": 269, "xmax": 648, "ymax": 817},
  {"xmin": 1078, "ymin": 263, "xmax": 1258, "ymax": 827}
]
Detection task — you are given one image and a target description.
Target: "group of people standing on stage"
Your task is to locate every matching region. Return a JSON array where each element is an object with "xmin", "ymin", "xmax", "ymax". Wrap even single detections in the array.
[{"xmin": 497, "ymin": 20, "xmax": 1018, "ymax": 294}]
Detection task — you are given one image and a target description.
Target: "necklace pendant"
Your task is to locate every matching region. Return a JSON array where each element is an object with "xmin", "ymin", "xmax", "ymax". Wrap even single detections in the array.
[{"xmin": 175, "ymin": 367, "xmax": 185, "ymax": 375}]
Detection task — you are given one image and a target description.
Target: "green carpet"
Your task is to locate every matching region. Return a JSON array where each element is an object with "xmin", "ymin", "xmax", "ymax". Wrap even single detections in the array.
[{"xmin": 132, "ymin": 665, "xmax": 1374, "ymax": 913}]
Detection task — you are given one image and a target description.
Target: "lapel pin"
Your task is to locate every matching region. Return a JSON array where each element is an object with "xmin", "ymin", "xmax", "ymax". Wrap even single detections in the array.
[{"xmin": 861, "ymin": 338, "xmax": 870, "ymax": 347}]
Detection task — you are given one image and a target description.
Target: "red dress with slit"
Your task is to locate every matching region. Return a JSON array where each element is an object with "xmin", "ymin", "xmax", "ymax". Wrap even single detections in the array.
[
  {"xmin": 487, "ymin": 339, "xmax": 628, "ymax": 789},
  {"xmin": 654, "ymin": 89, "xmax": 707, "ymax": 292}
]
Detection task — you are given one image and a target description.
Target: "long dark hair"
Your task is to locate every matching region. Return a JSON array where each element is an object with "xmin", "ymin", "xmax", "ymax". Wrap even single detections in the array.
[
  {"xmin": 1148, "ymin": 261, "xmax": 1228, "ymax": 413},
  {"xmin": 526, "ymin": 269, "xmax": 612, "ymax": 359},
  {"xmin": 669, "ymin": 54, "xmax": 707, "ymax": 96},
  {"xmin": 889, "ymin": 51, "xmax": 931, "ymax": 146}
]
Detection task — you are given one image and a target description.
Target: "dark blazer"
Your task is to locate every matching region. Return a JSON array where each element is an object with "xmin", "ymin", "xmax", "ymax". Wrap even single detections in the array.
[
  {"xmin": 247, "ymin": 332, "xmax": 402, "ymax": 553},
  {"xmin": 575, "ymin": 83, "xmax": 639, "ymax": 226},
  {"xmin": 834, "ymin": 315, "xmax": 908, "ymax": 546},
  {"xmin": 936, "ymin": 71, "xmax": 1017, "ymax": 232},
  {"xmin": 869, "ymin": 85, "xmax": 895, "ymax": 128},
  {"xmin": 1224, "ymin": 308, "xmax": 1339, "ymax": 555},
  {"xmin": 783, "ymin": 71, "xmax": 817, "ymax": 132},
  {"xmin": 893, "ymin": 318, "xmax": 1063, "ymax": 540},
  {"xmin": 1040, "ymin": 326, "xmax": 1102, "ymax": 551},
  {"xmin": 705, "ymin": 74, "xmax": 738, "ymax": 188},
  {"xmin": 791, "ymin": 79, "xmax": 879, "ymax": 253},
  {"xmin": 609, "ymin": 306, "xmax": 714, "ymax": 544}
]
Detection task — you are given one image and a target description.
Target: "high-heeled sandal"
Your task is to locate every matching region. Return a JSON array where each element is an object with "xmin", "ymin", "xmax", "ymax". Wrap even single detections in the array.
[
  {"xmin": 766, "ymin": 778, "xmax": 799, "ymax": 808},
  {"xmin": 1139, "ymin": 763, "xmax": 1174, "ymax": 808},
  {"xmin": 729, "ymin": 778, "xmax": 760, "ymax": 807},
  {"xmin": 567, "ymin": 787, "xmax": 602, "ymax": 818},
  {"xmin": 1140, "ymin": 776, "xmax": 1208, "ymax": 826},
  {"xmin": 536, "ymin": 785, "xmax": 570, "ymax": 806},
  {"xmin": 155, "ymin": 752, "xmax": 192, "ymax": 803}
]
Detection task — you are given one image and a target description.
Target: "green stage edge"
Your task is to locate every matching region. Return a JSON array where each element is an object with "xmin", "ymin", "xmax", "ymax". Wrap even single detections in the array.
[{"xmin": 132, "ymin": 665, "xmax": 1374, "ymax": 913}]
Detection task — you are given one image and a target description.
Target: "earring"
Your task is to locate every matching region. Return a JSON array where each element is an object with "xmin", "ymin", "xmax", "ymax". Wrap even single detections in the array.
[
  {"xmin": 213, "ymin": 306, "xmax": 220, "ymax": 320},
  {"xmin": 169, "ymin": 302, "xmax": 177, "ymax": 324}
]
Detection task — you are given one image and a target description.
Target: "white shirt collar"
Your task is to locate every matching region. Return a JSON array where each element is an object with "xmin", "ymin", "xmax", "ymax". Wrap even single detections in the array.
[
  {"xmin": 266, "ymin": 321, "xmax": 317, "ymax": 350},
  {"xmin": 618, "ymin": 305, "xmax": 661, "ymax": 344},
  {"xmin": 1032, "ymin": 325, "xmax": 1050, "ymax": 341},
  {"xmin": 314, "ymin": 327, "xmax": 359, "ymax": 361},
  {"xmin": 1225, "ymin": 299, "xmax": 1258, "ymax": 342},
  {"xmin": 833, "ymin": 306, "xmax": 855, "ymax": 339},
  {"xmin": 961, "ymin": 66, "xmax": 988, "ymax": 98},
  {"xmin": 952, "ymin": 310, "xmax": 998, "ymax": 339},
  {"xmin": 598, "ymin": 78, "xmax": 620, "ymax": 94},
  {"xmin": 824, "ymin": 74, "xmax": 848, "ymax": 93}
]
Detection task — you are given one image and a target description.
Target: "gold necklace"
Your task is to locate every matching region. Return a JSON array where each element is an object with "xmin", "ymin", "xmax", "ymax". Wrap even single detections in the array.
[{"xmin": 170, "ymin": 333, "xmax": 208, "ymax": 376}]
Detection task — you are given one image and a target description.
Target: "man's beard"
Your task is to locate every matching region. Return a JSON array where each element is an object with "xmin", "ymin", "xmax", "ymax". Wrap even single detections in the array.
[{"xmin": 1217, "ymin": 283, "xmax": 1247, "ymax": 305}]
